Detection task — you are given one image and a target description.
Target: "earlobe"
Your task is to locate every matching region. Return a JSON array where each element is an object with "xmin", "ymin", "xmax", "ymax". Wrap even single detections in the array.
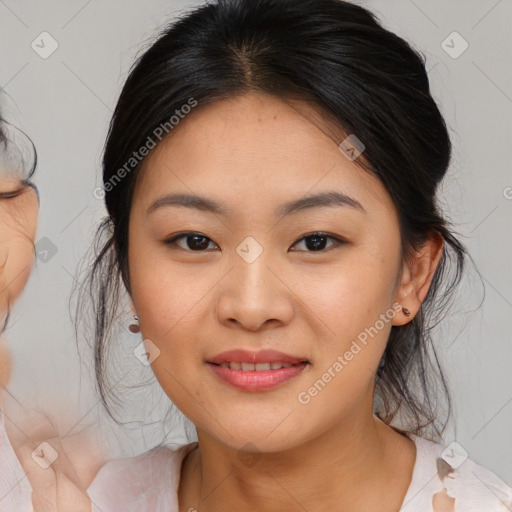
[{"xmin": 392, "ymin": 232, "xmax": 444, "ymax": 325}]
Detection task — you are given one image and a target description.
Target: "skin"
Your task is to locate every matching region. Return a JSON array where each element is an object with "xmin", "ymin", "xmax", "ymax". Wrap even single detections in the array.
[
  {"xmin": 127, "ymin": 91, "xmax": 444, "ymax": 512},
  {"xmin": 0, "ymin": 178, "xmax": 38, "ymax": 321},
  {"xmin": 0, "ymin": 178, "xmax": 38, "ymax": 391},
  {"xmin": 0, "ymin": 175, "xmax": 96, "ymax": 511}
]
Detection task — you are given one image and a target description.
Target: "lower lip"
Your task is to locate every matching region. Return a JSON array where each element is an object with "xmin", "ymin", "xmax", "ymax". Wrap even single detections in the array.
[{"xmin": 206, "ymin": 363, "xmax": 308, "ymax": 391}]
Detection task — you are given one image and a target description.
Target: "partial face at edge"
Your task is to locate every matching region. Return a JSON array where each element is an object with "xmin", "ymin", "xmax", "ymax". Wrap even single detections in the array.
[
  {"xmin": 0, "ymin": 178, "xmax": 38, "ymax": 315},
  {"xmin": 0, "ymin": 177, "xmax": 38, "ymax": 389},
  {"xmin": 127, "ymin": 92, "xmax": 408, "ymax": 452}
]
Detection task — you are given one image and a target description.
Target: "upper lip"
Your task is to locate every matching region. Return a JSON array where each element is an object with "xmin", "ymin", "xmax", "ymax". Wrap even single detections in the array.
[{"xmin": 207, "ymin": 349, "xmax": 308, "ymax": 365}]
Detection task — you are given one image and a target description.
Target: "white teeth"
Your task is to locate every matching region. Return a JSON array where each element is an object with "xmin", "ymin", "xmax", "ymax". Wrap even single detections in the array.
[{"xmin": 218, "ymin": 361, "xmax": 299, "ymax": 371}]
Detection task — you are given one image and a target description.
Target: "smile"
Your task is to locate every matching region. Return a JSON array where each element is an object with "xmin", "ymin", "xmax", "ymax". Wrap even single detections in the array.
[
  {"xmin": 206, "ymin": 361, "xmax": 309, "ymax": 391},
  {"xmin": 214, "ymin": 361, "xmax": 301, "ymax": 371}
]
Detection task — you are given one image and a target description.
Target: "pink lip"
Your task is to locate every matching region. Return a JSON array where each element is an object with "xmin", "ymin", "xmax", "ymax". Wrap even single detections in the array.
[
  {"xmin": 207, "ymin": 362, "xmax": 308, "ymax": 391},
  {"xmin": 206, "ymin": 349, "xmax": 308, "ymax": 365}
]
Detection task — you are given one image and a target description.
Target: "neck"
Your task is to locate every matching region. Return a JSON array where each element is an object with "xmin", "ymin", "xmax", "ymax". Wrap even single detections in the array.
[{"xmin": 179, "ymin": 403, "xmax": 416, "ymax": 512}]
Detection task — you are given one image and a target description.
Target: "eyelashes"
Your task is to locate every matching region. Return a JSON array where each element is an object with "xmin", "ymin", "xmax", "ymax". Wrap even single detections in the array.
[
  {"xmin": 292, "ymin": 232, "xmax": 346, "ymax": 252},
  {"xmin": 164, "ymin": 232, "xmax": 216, "ymax": 251},
  {"xmin": 0, "ymin": 188, "xmax": 24, "ymax": 199},
  {"xmin": 0, "ymin": 180, "xmax": 37, "ymax": 200},
  {"xmin": 162, "ymin": 231, "xmax": 346, "ymax": 253}
]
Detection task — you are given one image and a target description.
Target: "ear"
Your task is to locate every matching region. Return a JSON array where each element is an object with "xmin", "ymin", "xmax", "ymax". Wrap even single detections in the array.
[{"xmin": 392, "ymin": 231, "xmax": 444, "ymax": 326}]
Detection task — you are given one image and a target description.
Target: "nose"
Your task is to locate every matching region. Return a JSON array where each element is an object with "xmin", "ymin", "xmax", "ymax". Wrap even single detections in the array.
[{"xmin": 215, "ymin": 249, "xmax": 294, "ymax": 331}]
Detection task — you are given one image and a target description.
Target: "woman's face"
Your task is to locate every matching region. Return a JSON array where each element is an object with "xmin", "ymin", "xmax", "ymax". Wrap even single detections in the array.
[
  {"xmin": 0, "ymin": 177, "xmax": 38, "ymax": 314},
  {"xmin": 128, "ymin": 92, "xmax": 415, "ymax": 452},
  {"xmin": 0, "ymin": 175, "xmax": 38, "ymax": 389}
]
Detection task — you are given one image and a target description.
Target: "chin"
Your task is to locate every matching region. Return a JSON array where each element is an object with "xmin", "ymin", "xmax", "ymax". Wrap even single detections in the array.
[{"xmin": 200, "ymin": 419, "xmax": 309, "ymax": 455}]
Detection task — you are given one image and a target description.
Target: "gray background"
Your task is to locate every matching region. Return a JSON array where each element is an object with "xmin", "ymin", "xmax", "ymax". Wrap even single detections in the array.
[{"xmin": 1, "ymin": 0, "xmax": 511, "ymax": 483}]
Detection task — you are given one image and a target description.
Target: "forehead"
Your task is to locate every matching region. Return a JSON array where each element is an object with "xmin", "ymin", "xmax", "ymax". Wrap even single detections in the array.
[{"xmin": 133, "ymin": 92, "xmax": 395, "ymax": 217}]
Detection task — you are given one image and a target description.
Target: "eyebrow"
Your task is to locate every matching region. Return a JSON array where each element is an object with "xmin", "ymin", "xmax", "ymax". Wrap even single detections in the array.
[{"xmin": 146, "ymin": 191, "xmax": 366, "ymax": 217}]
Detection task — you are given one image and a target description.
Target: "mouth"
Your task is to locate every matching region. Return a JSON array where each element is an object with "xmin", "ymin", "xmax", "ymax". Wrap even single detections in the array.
[
  {"xmin": 206, "ymin": 348, "xmax": 309, "ymax": 366},
  {"xmin": 205, "ymin": 349, "xmax": 310, "ymax": 391}
]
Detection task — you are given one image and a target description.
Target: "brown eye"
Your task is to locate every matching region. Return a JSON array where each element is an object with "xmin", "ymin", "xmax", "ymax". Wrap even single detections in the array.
[
  {"xmin": 290, "ymin": 232, "xmax": 345, "ymax": 252},
  {"xmin": 164, "ymin": 232, "xmax": 218, "ymax": 251}
]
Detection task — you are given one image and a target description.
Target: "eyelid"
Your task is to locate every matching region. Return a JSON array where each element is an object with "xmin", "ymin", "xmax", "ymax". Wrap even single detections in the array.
[
  {"xmin": 0, "ymin": 181, "xmax": 37, "ymax": 200},
  {"xmin": 0, "ymin": 187, "xmax": 24, "ymax": 199}
]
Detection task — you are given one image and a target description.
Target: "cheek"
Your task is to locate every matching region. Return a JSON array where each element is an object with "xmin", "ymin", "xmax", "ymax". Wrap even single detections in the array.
[
  {"xmin": 130, "ymin": 252, "xmax": 217, "ymax": 340},
  {"xmin": 130, "ymin": 284, "xmax": 203, "ymax": 412},
  {"xmin": 128, "ymin": 249, "xmax": 217, "ymax": 397},
  {"xmin": 303, "ymin": 247, "xmax": 398, "ymax": 332},
  {"xmin": 0, "ymin": 234, "xmax": 35, "ymax": 311},
  {"xmin": 298, "ymin": 247, "xmax": 400, "ymax": 397}
]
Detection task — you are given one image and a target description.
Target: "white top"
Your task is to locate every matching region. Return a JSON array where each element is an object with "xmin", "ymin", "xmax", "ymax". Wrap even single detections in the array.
[
  {"xmin": 87, "ymin": 434, "xmax": 512, "ymax": 512},
  {"xmin": 0, "ymin": 408, "xmax": 33, "ymax": 512}
]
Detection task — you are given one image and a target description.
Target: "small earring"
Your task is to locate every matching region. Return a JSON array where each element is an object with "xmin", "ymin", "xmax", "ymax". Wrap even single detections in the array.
[
  {"xmin": 128, "ymin": 314, "xmax": 140, "ymax": 334},
  {"xmin": 402, "ymin": 306, "xmax": 411, "ymax": 317}
]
